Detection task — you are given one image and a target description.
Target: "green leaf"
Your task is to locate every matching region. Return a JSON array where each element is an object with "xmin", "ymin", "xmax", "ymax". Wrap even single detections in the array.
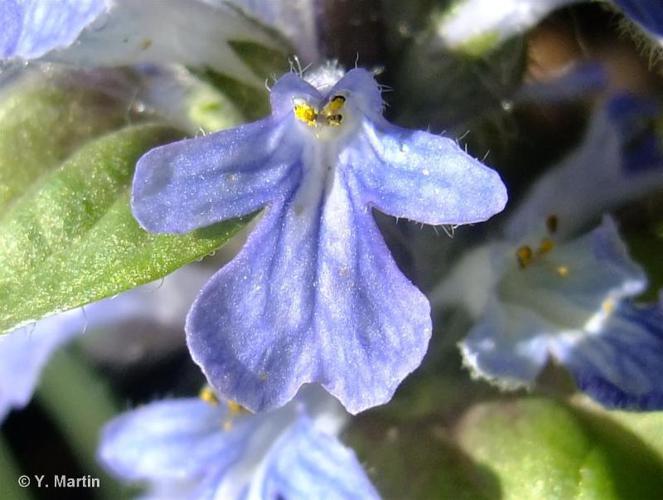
[
  {"xmin": 0, "ymin": 74, "xmax": 130, "ymax": 211},
  {"xmin": 0, "ymin": 124, "xmax": 247, "ymax": 333},
  {"xmin": 457, "ymin": 398, "xmax": 663, "ymax": 500}
]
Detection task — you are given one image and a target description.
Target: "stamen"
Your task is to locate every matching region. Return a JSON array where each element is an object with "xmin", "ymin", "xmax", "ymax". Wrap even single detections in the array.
[
  {"xmin": 546, "ymin": 214, "xmax": 558, "ymax": 234},
  {"xmin": 199, "ymin": 386, "xmax": 219, "ymax": 406},
  {"xmin": 227, "ymin": 400, "xmax": 246, "ymax": 415},
  {"xmin": 223, "ymin": 400, "xmax": 249, "ymax": 431},
  {"xmin": 537, "ymin": 238, "xmax": 555, "ymax": 255},
  {"xmin": 516, "ymin": 245, "xmax": 534, "ymax": 268},
  {"xmin": 556, "ymin": 265, "xmax": 569, "ymax": 277},
  {"xmin": 602, "ymin": 298, "xmax": 616, "ymax": 314},
  {"xmin": 294, "ymin": 100, "xmax": 318, "ymax": 127},
  {"xmin": 321, "ymin": 95, "xmax": 346, "ymax": 127}
]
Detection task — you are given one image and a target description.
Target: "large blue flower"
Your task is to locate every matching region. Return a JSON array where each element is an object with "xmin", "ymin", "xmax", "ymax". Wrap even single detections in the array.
[
  {"xmin": 131, "ymin": 66, "xmax": 507, "ymax": 414},
  {"xmin": 98, "ymin": 388, "xmax": 380, "ymax": 499}
]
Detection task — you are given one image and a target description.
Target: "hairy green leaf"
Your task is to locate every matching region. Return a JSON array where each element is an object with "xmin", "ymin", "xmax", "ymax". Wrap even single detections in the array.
[
  {"xmin": 0, "ymin": 124, "xmax": 246, "ymax": 333},
  {"xmin": 0, "ymin": 74, "xmax": 129, "ymax": 211}
]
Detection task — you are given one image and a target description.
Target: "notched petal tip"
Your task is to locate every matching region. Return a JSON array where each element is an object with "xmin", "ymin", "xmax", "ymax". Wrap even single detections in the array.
[{"xmin": 184, "ymin": 178, "xmax": 433, "ymax": 415}]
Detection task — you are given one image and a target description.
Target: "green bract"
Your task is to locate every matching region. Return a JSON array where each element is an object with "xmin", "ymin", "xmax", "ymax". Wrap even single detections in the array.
[{"xmin": 457, "ymin": 398, "xmax": 663, "ymax": 499}]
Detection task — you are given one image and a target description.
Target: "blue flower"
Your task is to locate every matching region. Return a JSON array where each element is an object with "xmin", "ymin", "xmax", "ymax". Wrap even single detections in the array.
[
  {"xmin": 0, "ymin": 0, "xmax": 107, "ymax": 59},
  {"xmin": 435, "ymin": 0, "xmax": 575, "ymax": 55},
  {"xmin": 131, "ymin": 66, "xmax": 507, "ymax": 414},
  {"xmin": 448, "ymin": 216, "xmax": 663, "ymax": 410},
  {"xmin": 435, "ymin": 214, "xmax": 663, "ymax": 409},
  {"xmin": 435, "ymin": 0, "xmax": 663, "ymax": 55},
  {"xmin": 432, "ymin": 93, "xmax": 663, "ymax": 410},
  {"xmin": 0, "ymin": 308, "xmax": 83, "ymax": 421},
  {"xmin": 0, "ymin": 266, "xmax": 210, "ymax": 421},
  {"xmin": 0, "ymin": 0, "xmax": 284, "ymax": 86},
  {"xmin": 98, "ymin": 388, "xmax": 381, "ymax": 499},
  {"xmin": 505, "ymin": 93, "xmax": 663, "ymax": 240}
]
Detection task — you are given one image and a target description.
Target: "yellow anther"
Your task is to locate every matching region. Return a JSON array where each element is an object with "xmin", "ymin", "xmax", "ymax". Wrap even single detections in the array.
[
  {"xmin": 321, "ymin": 95, "xmax": 346, "ymax": 127},
  {"xmin": 516, "ymin": 245, "xmax": 534, "ymax": 269},
  {"xmin": 227, "ymin": 400, "xmax": 246, "ymax": 415},
  {"xmin": 325, "ymin": 95, "xmax": 345, "ymax": 113},
  {"xmin": 546, "ymin": 214, "xmax": 558, "ymax": 234},
  {"xmin": 222, "ymin": 400, "xmax": 250, "ymax": 432},
  {"xmin": 199, "ymin": 386, "xmax": 219, "ymax": 406},
  {"xmin": 556, "ymin": 265, "xmax": 569, "ymax": 277},
  {"xmin": 537, "ymin": 238, "xmax": 555, "ymax": 256},
  {"xmin": 602, "ymin": 298, "xmax": 616, "ymax": 314},
  {"xmin": 294, "ymin": 100, "xmax": 318, "ymax": 127}
]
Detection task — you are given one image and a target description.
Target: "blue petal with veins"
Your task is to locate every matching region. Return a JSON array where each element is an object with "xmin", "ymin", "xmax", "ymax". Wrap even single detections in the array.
[{"xmin": 132, "ymin": 67, "xmax": 507, "ymax": 414}]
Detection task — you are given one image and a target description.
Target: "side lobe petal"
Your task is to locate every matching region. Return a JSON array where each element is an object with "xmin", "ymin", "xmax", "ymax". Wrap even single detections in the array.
[
  {"xmin": 460, "ymin": 299, "xmax": 554, "ymax": 388},
  {"xmin": 132, "ymin": 117, "xmax": 300, "ymax": 233},
  {"xmin": 552, "ymin": 300, "xmax": 663, "ymax": 410},
  {"xmin": 187, "ymin": 169, "xmax": 431, "ymax": 414},
  {"xmin": 347, "ymin": 120, "xmax": 507, "ymax": 226},
  {"xmin": 98, "ymin": 399, "xmax": 247, "ymax": 482}
]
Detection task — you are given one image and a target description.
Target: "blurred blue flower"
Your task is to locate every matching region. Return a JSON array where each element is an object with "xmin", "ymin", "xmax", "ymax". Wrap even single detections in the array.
[
  {"xmin": 436, "ymin": 215, "xmax": 663, "ymax": 408},
  {"xmin": 436, "ymin": 0, "xmax": 663, "ymax": 54},
  {"xmin": 439, "ymin": 216, "xmax": 663, "ymax": 409},
  {"xmin": 506, "ymin": 93, "xmax": 663, "ymax": 240},
  {"xmin": 0, "ymin": 308, "xmax": 84, "ymax": 422},
  {"xmin": 0, "ymin": 0, "xmax": 285, "ymax": 86},
  {"xmin": 0, "ymin": 0, "xmax": 107, "ymax": 59},
  {"xmin": 432, "ymin": 95, "xmax": 663, "ymax": 410},
  {"xmin": 435, "ymin": 0, "xmax": 575, "ymax": 54},
  {"xmin": 0, "ymin": 266, "xmax": 210, "ymax": 422},
  {"xmin": 131, "ymin": 65, "xmax": 507, "ymax": 414},
  {"xmin": 98, "ymin": 388, "xmax": 380, "ymax": 499}
]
